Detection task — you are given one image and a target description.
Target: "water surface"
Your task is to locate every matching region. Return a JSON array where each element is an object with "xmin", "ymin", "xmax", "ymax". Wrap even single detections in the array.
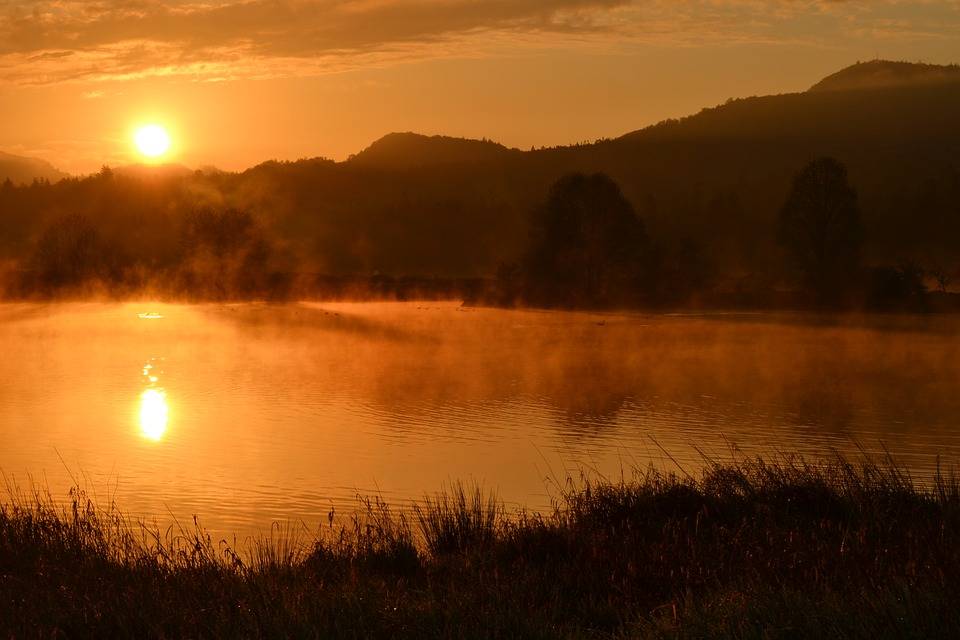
[{"xmin": 1, "ymin": 302, "xmax": 958, "ymax": 539}]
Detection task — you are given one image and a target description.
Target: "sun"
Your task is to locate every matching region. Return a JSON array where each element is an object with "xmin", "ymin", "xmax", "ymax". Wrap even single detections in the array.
[{"xmin": 133, "ymin": 124, "xmax": 171, "ymax": 159}]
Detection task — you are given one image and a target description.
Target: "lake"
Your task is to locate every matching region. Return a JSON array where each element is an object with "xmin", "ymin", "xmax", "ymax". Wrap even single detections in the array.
[{"xmin": 1, "ymin": 301, "xmax": 958, "ymax": 540}]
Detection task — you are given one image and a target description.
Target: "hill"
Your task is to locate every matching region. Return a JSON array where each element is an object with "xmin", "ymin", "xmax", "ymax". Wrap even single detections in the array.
[
  {"xmin": 112, "ymin": 163, "xmax": 195, "ymax": 180},
  {"xmin": 348, "ymin": 132, "xmax": 520, "ymax": 169},
  {"xmin": 0, "ymin": 152, "xmax": 68, "ymax": 185},
  {"xmin": 1, "ymin": 60, "xmax": 958, "ymax": 296},
  {"xmin": 810, "ymin": 60, "xmax": 960, "ymax": 93}
]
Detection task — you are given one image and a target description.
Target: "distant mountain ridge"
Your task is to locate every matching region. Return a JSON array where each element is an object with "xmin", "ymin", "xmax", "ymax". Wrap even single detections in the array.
[
  {"xmin": 350, "ymin": 60, "xmax": 960, "ymax": 167},
  {"xmin": 809, "ymin": 60, "xmax": 960, "ymax": 93},
  {"xmin": 0, "ymin": 151, "xmax": 68, "ymax": 185},
  {"xmin": 348, "ymin": 132, "xmax": 520, "ymax": 169},
  {"xmin": 236, "ymin": 59, "xmax": 960, "ymax": 277}
]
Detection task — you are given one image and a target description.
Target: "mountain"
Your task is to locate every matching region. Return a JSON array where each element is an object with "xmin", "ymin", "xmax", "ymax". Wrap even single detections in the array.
[
  {"xmin": 258, "ymin": 60, "xmax": 960, "ymax": 277},
  {"xmin": 2, "ymin": 61, "xmax": 959, "ymax": 285},
  {"xmin": 809, "ymin": 60, "xmax": 960, "ymax": 93},
  {"xmin": 0, "ymin": 151, "xmax": 68, "ymax": 185},
  {"xmin": 348, "ymin": 132, "xmax": 520, "ymax": 169}
]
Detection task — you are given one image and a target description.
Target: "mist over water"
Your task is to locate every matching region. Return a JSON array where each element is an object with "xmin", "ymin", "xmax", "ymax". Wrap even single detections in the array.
[{"xmin": 1, "ymin": 301, "xmax": 958, "ymax": 540}]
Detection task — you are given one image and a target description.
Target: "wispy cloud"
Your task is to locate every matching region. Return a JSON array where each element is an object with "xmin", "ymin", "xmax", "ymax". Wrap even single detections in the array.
[{"xmin": 1, "ymin": 0, "xmax": 957, "ymax": 84}]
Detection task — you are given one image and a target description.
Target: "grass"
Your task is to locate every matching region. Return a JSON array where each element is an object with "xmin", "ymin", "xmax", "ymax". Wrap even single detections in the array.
[{"xmin": 2, "ymin": 452, "xmax": 960, "ymax": 638}]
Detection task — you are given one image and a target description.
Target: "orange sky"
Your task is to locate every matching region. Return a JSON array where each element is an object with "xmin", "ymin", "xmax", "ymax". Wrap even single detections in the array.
[{"xmin": 2, "ymin": 1, "xmax": 959, "ymax": 174}]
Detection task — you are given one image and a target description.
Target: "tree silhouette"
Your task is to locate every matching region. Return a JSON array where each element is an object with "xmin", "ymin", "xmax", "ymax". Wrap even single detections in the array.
[
  {"xmin": 928, "ymin": 259, "xmax": 953, "ymax": 293},
  {"xmin": 867, "ymin": 262, "xmax": 927, "ymax": 310},
  {"xmin": 30, "ymin": 214, "xmax": 108, "ymax": 290},
  {"xmin": 523, "ymin": 173, "xmax": 649, "ymax": 307},
  {"xmin": 178, "ymin": 207, "xmax": 289, "ymax": 299},
  {"xmin": 778, "ymin": 158, "xmax": 863, "ymax": 303}
]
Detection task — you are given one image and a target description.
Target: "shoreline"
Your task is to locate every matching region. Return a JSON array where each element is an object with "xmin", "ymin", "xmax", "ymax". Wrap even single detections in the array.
[{"xmin": 3, "ymin": 452, "xmax": 959, "ymax": 637}]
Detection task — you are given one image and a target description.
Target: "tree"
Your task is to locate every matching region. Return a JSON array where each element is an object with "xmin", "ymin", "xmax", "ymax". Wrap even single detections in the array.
[
  {"xmin": 178, "ymin": 207, "xmax": 290, "ymax": 299},
  {"xmin": 867, "ymin": 262, "xmax": 927, "ymax": 310},
  {"xmin": 30, "ymin": 214, "xmax": 108, "ymax": 290},
  {"xmin": 778, "ymin": 158, "xmax": 863, "ymax": 303},
  {"xmin": 522, "ymin": 173, "xmax": 649, "ymax": 307},
  {"xmin": 928, "ymin": 259, "xmax": 953, "ymax": 293}
]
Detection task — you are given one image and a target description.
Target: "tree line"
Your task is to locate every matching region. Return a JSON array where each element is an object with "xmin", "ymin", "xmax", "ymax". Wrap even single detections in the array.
[
  {"xmin": 0, "ymin": 157, "xmax": 952, "ymax": 309},
  {"xmin": 495, "ymin": 158, "xmax": 942, "ymax": 311}
]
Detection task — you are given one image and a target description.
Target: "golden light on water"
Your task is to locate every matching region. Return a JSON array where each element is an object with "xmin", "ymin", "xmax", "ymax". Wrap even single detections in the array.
[
  {"xmin": 133, "ymin": 124, "xmax": 171, "ymax": 159},
  {"xmin": 139, "ymin": 388, "xmax": 169, "ymax": 441}
]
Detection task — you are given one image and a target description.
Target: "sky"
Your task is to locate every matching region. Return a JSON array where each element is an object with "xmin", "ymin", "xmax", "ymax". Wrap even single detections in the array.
[{"xmin": 1, "ymin": 0, "xmax": 959, "ymax": 174}]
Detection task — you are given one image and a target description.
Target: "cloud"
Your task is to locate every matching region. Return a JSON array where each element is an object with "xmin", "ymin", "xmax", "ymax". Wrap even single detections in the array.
[
  {"xmin": 0, "ymin": 0, "xmax": 635, "ymax": 83},
  {"xmin": 1, "ymin": 0, "xmax": 628, "ymax": 55},
  {"xmin": 0, "ymin": 0, "xmax": 957, "ymax": 84}
]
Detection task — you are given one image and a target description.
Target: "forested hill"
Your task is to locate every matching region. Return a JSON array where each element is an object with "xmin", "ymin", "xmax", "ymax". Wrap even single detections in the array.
[
  {"xmin": 348, "ymin": 133, "xmax": 521, "ymax": 169},
  {"xmin": 809, "ymin": 59, "xmax": 960, "ymax": 93},
  {"xmin": 1, "ymin": 61, "xmax": 958, "ymax": 294},
  {"xmin": 0, "ymin": 151, "xmax": 68, "ymax": 185},
  {"xmin": 330, "ymin": 60, "xmax": 960, "ymax": 277}
]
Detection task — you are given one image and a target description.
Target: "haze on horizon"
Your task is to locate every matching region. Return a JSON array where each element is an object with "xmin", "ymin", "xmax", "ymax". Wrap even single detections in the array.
[{"xmin": 2, "ymin": 1, "xmax": 960, "ymax": 174}]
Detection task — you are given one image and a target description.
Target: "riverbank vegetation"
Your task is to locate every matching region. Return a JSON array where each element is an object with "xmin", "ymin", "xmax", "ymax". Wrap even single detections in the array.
[{"xmin": 2, "ymin": 452, "xmax": 959, "ymax": 637}]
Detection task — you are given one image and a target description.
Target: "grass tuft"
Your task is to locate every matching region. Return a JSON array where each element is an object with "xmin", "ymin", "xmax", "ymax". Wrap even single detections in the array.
[{"xmin": 414, "ymin": 482, "xmax": 500, "ymax": 555}]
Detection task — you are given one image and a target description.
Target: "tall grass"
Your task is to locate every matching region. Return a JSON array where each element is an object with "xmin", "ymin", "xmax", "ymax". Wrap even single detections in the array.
[
  {"xmin": 2, "ymin": 451, "xmax": 959, "ymax": 638},
  {"xmin": 415, "ymin": 482, "xmax": 500, "ymax": 554}
]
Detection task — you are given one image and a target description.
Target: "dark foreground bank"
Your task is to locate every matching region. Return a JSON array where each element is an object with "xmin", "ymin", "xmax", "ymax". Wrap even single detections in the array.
[{"xmin": 2, "ymin": 453, "xmax": 959, "ymax": 638}]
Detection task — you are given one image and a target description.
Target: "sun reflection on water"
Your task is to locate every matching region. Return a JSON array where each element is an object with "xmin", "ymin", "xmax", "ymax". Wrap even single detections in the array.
[
  {"xmin": 139, "ymin": 388, "xmax": 169, "ymax": 440},
  {"xmin": 139, "ymin": 358, "xmax": 169, "ymax": 441}
]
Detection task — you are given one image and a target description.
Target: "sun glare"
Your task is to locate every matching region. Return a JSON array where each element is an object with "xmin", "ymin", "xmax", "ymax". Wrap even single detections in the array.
[
  {"xmin": 139, "ymin": 388, "xmax": 169, "ymax": 441},
  {"xmin": 133, "ymin": 124, "xmax": 171, "ymax": 159}
]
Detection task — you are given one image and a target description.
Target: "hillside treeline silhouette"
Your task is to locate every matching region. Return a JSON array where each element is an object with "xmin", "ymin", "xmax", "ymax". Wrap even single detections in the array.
[
  {"xmin": 1, "ymin": 62, "xmax": 958, "ymax": 307},
  {"xmin": 4, "ymin": 169, "xmax": 293, "ymax": 300},
  {"xmin": 0, "ymin": 158, "xmax": 947, "ymax": 310},
  {"xmin": 497, "ymin": 160, "xmax": 934, "ymax": 310}
]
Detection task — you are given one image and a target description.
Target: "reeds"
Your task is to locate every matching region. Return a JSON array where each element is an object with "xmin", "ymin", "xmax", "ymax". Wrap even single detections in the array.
[
  {"xmin": 2, "ymin": 451, "xmax": 959, "ymax": 638},
  {"xmin": 415, "ymin": 482, "xmax": 500, "ymax": 554}
]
